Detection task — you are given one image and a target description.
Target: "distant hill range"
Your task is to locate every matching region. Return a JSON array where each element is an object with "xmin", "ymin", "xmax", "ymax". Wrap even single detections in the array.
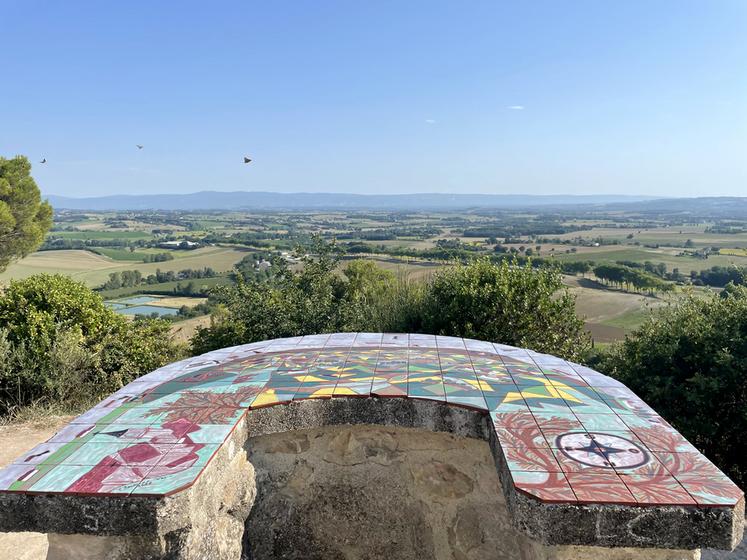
[
  {"xmin": 45, "ymin": 191, "xmax": 664, "ymax": 211},
  {"xmin": 43, "ymin": 191, "xmax": 747, "ymax": 217}
]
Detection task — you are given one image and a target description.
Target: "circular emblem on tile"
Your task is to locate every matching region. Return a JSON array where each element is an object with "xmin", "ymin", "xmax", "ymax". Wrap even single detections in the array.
[{"xmin": 556, "ymin": 432, "xmax": 649, "ymax": 469}]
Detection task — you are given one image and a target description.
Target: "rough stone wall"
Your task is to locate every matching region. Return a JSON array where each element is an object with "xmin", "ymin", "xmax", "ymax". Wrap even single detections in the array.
[{"xmin": 242, "ymin": 424, "xmax": 699, "ymax": 560}]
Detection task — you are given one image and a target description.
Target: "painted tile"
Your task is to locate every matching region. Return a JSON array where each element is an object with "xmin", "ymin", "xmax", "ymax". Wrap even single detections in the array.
[
  {"xmin": 619, "ymin": 474, "xmax": 696, "ymax": 506},
  {"xmin": 353, "ymin": 332, "xmax": 384, "ymax": 346},
  {"xmin": 550, "ymin": 430, "xmax": 655, "ymax": 474},
  {"xmin": 408, "ymin": 333, "xmax": 437, "ymax": 348},
  {"xmin": 435, "ymin": 335, "xmax": 466, "ymax": 350},
  {"xmin": 675, "ymin": 473, "xmax": 744, "ymax": 506},
  {"xmin": 494, "ymin": 426, "xmax": 548, "ymax": 449},
  {"xmin": 512, "ymin": 471, "xmax": 577, "ymax": 503},
  {"xmin": 292, "ymin": 383, "xmax": 337, "ymax": 400},
  {"xmin": 32, "ymin": 464, "xmax": 143, "ymax": 495},
  {"xmin": 251, "ymin": 387, "xmax": 297, "ymax": 408},
  {"xmin": 611, "ymin": 450, "xmax": 670, "ymax": 477},
  {"xmin": 133, "ymin": 466, "xmax": 204, "ymax": 496},
  {"xmin": 477, "ymin": 378, "xmax": 518, "ymax": 400},
  {"xmin": 187, "ymin": 424, "xmax": 236, "ymax": 445},
  {"xmin": 326, "ymin": 332, "xmax": 358, "ymax": 346},
  {"xmin": 381, "ymin": 333, "xmax": 409, "ymax": 347},
  {"xmin": 541, "ymin": 428, "xmax": 589, "ymax": 449},
  {"xmin": 371, "ymin": 374, "xmax": 408, "ymax": 397},
  {"xmin": 573, "ymin": 413, "xmax": 629, "ymax": 431},
  {"xmin": 484, "ymin": 397, "xmax": 528, "ymax": 413},
  {"xmin": 552, "ymin": 447, "xmax": 618, "ymax": 474},
  {"xmin": 565, "ymin": 472, "xmax": 637, "ymax": 505},
  {"xmin": 70, "ymin": 404, "xmax": 127, "ymax": 425},
  {"xmin": 11, "ymin": 442, "xmax": 83, "ymax": 466},
  {"xmin": 407, "ymin": 372, "xmax": 444, "ymax": 399},
  {"xmin": 0, "ymin": 464, "xmax": 46, "ymax": 491},
  {"xmin": 598, "ymin": 394, "xmax": 658, "ymax": 416},
  {"xmin": 520, "ymin": 384, "xmax": 575, "ymax": 412},
  {"xmin": 502, "ymin": 446, "xmax": 562, "ymax": 472},
  {"xmin": 442, "ymin": 374, "xmax": 483, "ymax": 397},
  {"xmin": 471, "ymin": 358, "xmax": 511, "ymax": 381},
  {"xmin": 60, "ymin": 441, "xmax": 173, "ymax": 472},
  {"xmin": 149, "ymin": 444, "xmax": 219, "ymax": 472},
  {"xmin": 618, "ymin": 412, "xmax": 673, "ymax": 431},
  {"xmin": 444, "ymin": 394, "xmax": 488, "ymax": 411},
  {"xmin": 463, "ymin": 339, "xmax": 495, "ymax": 353},
  {"xmin": 628, "ymin": 425, "xmax": 699, "ymax": 453},
  {"xmin": 531, "ymin": 411, "xmax": 583, "ymax": 430},
  {"xmin": 490, "ymin": 410, "xmax": 539, "ymax": 429},
  {"xmin": 652, "ymin": 452, "xmax": 725, "ymax": 478},
  {"xmin": 48, "ymin": 423, "xmax": 102, "ymax": 444},
  {"xmin": 0, "ymin": 332, "xmax": 733, "ymax": 507}
]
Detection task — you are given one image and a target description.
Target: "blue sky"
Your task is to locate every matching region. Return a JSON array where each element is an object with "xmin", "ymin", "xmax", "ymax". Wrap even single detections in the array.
[{"xmin": 1, "ymin": 0, "xmax": 745, "ymax": 197}]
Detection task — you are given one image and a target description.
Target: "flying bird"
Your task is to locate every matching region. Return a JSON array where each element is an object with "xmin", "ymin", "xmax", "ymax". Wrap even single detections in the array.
[
  {"xmin": 40, "ymin": 158, "xmax": 46, "ymax": 164},
  {"xmin": 136, "ymin": 145, "xmax": 143, "ymax": 150},
  {"xmin": 243, "ymin": 156, "xmax": 252, "ymax": 164}
]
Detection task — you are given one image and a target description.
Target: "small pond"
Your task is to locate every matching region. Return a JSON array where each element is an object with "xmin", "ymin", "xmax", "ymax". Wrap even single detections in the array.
[{"xmin": 119, "ymin": 305, "xmax": 179, "ymax": 316}]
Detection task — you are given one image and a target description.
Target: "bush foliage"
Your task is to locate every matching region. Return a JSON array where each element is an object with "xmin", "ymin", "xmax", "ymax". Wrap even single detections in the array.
[
  {"xmin": 0, "ymin": 274, "xmax": 182, "ymax": 415},
  {"xmin": 418, "ymin": 258, "xmax": 590, "ymax": 361},
  {"xmin": 192, "ymin": 240, "xmax": 590, "ymax": 361},
  {"xmin": 597, "ymin": 285, "xmax": 747, "ymax": 487}
]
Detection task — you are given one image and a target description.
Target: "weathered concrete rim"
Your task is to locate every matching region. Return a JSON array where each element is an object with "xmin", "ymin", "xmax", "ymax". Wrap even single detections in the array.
[{"xmin": 0, "ymin": 397, "xmax": 742, "ymax": 551}]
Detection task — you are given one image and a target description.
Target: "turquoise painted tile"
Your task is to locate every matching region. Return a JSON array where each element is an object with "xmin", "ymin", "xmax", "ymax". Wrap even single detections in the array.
[
  {"xmin": 574, "ymin": 413, "xmax": 629, "ymax": 431},
  {"xmin": 444, "ymin": 394, "xmax": 487, "ymax": 410},
  {"xmin": 484, "ymin": 396, "xmax": 528, "ymax": 412},
  {"xmin": 149, "ymin": 444, "xmax": 219, "ymax": 472},
  {"xmin": 134, "ymin": 466, "xmax": 204, "ymax": 496},
  {"xmin": 58, "ymin": 442, "xmax": 160, "ymax": 467},
  {"xmin": 187, "ymin": 424, "xmax": 235, "ymax": 444},
  {"xmin": 503, "ymin": 446, "xmax": 562, "ymax": 472}
]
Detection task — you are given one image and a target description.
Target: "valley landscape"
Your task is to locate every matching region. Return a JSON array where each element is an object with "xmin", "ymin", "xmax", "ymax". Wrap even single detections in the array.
[{"xmin": 3, "ymin": 194, "xmax": 747, "ymax": 344}]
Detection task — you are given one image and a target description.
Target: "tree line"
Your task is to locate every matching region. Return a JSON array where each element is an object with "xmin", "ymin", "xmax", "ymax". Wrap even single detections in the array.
[{"xmin": 99, "ymin": 267, "xmax": 218, "ymax": 290}]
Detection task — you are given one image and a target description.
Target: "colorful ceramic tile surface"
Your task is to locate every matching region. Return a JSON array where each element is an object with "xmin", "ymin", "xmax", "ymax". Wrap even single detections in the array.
[{"xmin": 0, "ymin": 333, "xmax": 741, "ymax": 510}]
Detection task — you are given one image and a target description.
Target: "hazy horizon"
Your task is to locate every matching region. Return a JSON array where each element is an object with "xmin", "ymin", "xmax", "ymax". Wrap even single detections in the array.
[{"xmin": 2, "ymin": 1, "xmax": 745, "ymax": 198}]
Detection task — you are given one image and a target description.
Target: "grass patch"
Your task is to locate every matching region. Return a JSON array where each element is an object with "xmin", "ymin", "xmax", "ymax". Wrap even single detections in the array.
[
  {"xmin": 97, "ymin": 275, "xmax": 233, "ymax": 299},
  {"xmin": 0, "ymin": 402, "xmax": 91, "ymax": 427},
  {"xmin": 719, "ymin": 248, "xmax": 747, "ymax": 257},
  {"xmin": 48, "ymin": 231, "xmax": 153, "ymax": 240},
  {"xmin": 89, "ymin": 248, "xmax": 151, "ymax": 261}
]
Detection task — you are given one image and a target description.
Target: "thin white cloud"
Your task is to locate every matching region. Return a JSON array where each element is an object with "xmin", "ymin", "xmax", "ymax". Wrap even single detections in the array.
[
  {"xmin": 507, "ymin": 105, "xmax": 525, "ymax": 110},
  {"xmin": 425, "ymin": 119, "xmax": 436, "ymax": 124}
]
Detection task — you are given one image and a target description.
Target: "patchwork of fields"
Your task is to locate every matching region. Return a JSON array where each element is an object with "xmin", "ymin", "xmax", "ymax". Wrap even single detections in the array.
[
  {"xmin": 0, "ymin": 247, "xmax": 248, "ymax": 288},
  {"xmin": 4, "ymin": 208, "xmax": 745, "ymax": 343}
]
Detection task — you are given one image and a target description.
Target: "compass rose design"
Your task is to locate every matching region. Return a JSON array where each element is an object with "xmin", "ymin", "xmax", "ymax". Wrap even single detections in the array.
[{"xmin": 556, "ymin": 432, "xmax": 649, "ymax": 469}]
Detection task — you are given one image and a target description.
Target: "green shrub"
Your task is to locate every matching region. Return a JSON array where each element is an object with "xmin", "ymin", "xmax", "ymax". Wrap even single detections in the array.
[
  {"xmin": 193, "ymin": 241, "xmax": 589, "ymax": 363},
  {"xmin": 597, "ymin": 284, "xmax": 747, "ymax": 487},
  {"xmin": 418, "ymin": 258, "xmax": 590, "ymax": 361},
  {"xmin": 0, "ymin": 274, "xmax": 182, "ymax": 415}
]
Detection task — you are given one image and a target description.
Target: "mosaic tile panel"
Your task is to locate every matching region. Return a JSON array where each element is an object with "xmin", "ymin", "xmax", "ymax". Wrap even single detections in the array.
[{"xmin": 0, "ymin": 333, "xmax": 742, "ymax": 510}]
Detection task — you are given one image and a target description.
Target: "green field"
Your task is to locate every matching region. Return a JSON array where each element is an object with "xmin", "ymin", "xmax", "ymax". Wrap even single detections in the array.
[
  {"xmin": 89, "ymin": 248, "xmax": 153, "ymax": 261},
  {"xmin": 97, "ymin": 276, "xmax": 232, "ymax": 299},
  {"xmin": 49, "ymin": 230, "xmax": 153, "ymax": 240},
  {"xmin": 13, "ymin": 207, "xmax": 747, "ymax": 344},
  {"xmin": 0, "ymin": 247, "xmax": 249, "ymax": 288},
  {"xmin": 552, "ymin": 246, "xmax": 747, "ymax": 274}
]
